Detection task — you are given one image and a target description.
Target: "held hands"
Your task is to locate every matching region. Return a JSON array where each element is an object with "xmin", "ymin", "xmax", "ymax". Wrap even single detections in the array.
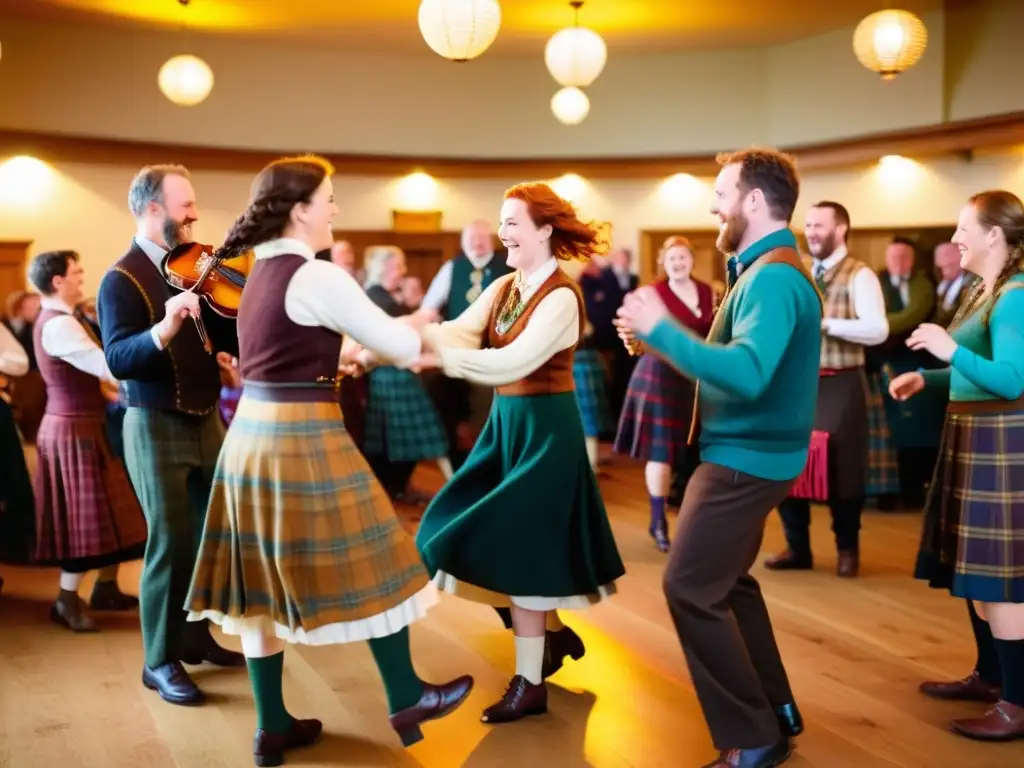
[
  {"xmin": 907, "ymin": 323, "xmax": 958, "ymax": 362},
  {"xmin": 888, "ymin": 371, "xmax": 925, "ymax": 401},
  {"xmin": 157, "ymin": 291, "xmax": 202, "ymax": 347},
  {"xmin": 399, "ymin": 307, "xmax": 440, "ymax": 333},
  {"xmin": 617, "ymin": 286, "xmax": 669, "ymax": 338},
  {"xmin": 409, "ymin": 351, "xmax": 441, "ymax": 374}
]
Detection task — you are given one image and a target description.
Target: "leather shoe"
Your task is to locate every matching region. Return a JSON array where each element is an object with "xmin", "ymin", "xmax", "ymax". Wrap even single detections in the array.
[
  {"xmin": 388, "ymin": 674, "xmax": 474, "ymax": 747},
  {"xmin": 481, "ymin": 675, "xmax": 547, "ymax": 724},
  {"xmin": 253, "ymin": 718, "xmax": 322, "ymax": 767},
  {"xmin": 143, "ymin": 662, "xmax": 205, "ymax": 706},
  {"xmin": 949, "ymin": 700, "xmax": 1024, "ymax": 741},
  {"xmin": 763, "ymin": 550, "xmax": 812, "ymax": 571},
  {"xmin": 181, "ymin": 643, "xmax": 246, "ymax": 667},
  {"xmin": 920, "ymin": 670, "xmax": 1000, "ymax": 703},
  {"xmin": 701, "ymin": 739, "xmax": 792, "ymax": 767},
  {"xmin": 542, "ymin": 626, "xmax": 586, "ymax": 679},
  {"xmin": 837, "ymin": 550, "xmax": 859, "ymax": 578},
  {"xmin": 776, "ymin": 703, "xmax": 803, "ymax": 737}
]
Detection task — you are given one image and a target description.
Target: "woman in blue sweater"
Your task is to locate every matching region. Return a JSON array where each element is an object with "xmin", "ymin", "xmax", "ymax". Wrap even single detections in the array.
[{"xmin": 890, "ymin": 189, "xmax": 1024, "ymax": 741}]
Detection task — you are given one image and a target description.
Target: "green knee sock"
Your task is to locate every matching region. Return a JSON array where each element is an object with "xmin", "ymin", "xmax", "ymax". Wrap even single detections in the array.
[
  {"xmin": 368, "ymin": 627, "xmax": 425, "ymax": 714},
  {"xmin": 246, "ymin": 652, "xmax": 293, "ymax": 734}
]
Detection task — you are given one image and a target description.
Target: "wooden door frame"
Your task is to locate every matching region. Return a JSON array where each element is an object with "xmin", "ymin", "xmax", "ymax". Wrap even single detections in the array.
[{"xmin": 0, "ymin": 240, "xmax": 33, "ymax": 318}]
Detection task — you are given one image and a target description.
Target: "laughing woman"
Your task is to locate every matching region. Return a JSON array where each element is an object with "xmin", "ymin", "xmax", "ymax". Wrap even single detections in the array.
[
  {"xmin": 185, "ymin": 155, "xmax": 472, "ymax": 767},
  {"xmin": 411, "ymin": 182, "xmax": 626, "ymax": 724},
  {"xmin": 890, "ymin": 189, "xmax": 1024, "ymax": 741}
]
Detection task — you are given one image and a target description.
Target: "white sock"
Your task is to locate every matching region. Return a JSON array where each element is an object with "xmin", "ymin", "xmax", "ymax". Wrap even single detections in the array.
[
  {"xmin": 59, "ymin": 572, "xmax": 83, "ymax": 592},
  {"xmin": 585, "ymin": 437, "xmax": 599, "ymax": 470},
  {"xmin": 437, "ymin": 457, "xmax": 454, "ymax": 481},
  {"xmin": 514, "ymin": 635, "xmax": 545, "ymax": 686}
]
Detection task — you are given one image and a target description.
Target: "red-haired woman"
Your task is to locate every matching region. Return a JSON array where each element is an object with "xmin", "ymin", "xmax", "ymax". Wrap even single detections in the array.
[
  {"xmin": 614, "ymin": 236, "xmax": 714, "ymax": 551},
  {"xmin": 410, "ymin": 182, "xmax": 626, "ymax": 723}
]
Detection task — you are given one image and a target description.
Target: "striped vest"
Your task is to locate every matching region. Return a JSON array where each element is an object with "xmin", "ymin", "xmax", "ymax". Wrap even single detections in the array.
[{"xmin": 810, "ymin": 254, "xmax": 868, "ymax": 370}]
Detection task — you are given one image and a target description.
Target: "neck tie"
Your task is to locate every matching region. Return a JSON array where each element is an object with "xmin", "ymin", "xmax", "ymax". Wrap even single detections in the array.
[{"xmin": 726, "ymin": 256, "xmax": 739, "ymax": 287}]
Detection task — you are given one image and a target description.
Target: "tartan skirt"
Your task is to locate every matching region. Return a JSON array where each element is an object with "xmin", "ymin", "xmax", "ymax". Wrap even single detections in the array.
[
  {"xmin": 416, "ymin": 391, "xmax": 625, "ymax": 610},
  {"xmin": 364, "ymin": 366, "xmax": 449, "ymax": 462},
  {"xmin": 573, "ymin": 348, "xmax": 613, "ymax": 438},
  {"xmin": 864, "ymin": 371, "xmax": 901, "ymax": 496},
  {"xmin": 185, "ymin": 392, "xmax": 435, "ymax": 645},
  {"xmin": 0, "ymin": 399, "xmax": 36, "ymax": 564},
  {"xmin": 914, "ymin": 405, "xmax": 1024, "ymax": 603},
  {"xmin": 32, "ymin": 413, "xmax": 147, "ymax": 569},
  {"xmin": 614, "ymin": 352, "xmax": 694, "ymax": 464}
]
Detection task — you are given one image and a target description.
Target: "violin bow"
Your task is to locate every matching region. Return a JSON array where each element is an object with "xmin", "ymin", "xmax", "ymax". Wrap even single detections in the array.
[{"xmin": 185, "ymin": 252, "xmax": 221, "ymax": 354}]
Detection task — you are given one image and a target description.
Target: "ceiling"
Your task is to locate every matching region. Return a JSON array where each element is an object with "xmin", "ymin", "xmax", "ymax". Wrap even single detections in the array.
[{"xmin": 3, "ymin": 0, "xmax": 946, "ymax": 54}]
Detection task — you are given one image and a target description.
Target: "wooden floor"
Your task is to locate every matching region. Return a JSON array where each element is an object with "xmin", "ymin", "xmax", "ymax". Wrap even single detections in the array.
[{"xmin": 2, "ymin": 449, "xmax": 1022, "ymax": 768}]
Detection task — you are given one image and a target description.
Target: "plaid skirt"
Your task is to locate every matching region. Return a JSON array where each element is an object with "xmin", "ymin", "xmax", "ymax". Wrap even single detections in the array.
[
  {"xmin": 614, "ymin": 352, "xmax": 694, "ymax": 464},
  {"xmin": 364, "ymin": 367, "xmax": 448, "ymax": 462},
  {"xmin": 915, "ymin": 405, "xmax": 1024, "ymax": 603},
  {"xmin": 574, "ymin": 348, "xmax": 613, "ymax": 438},
  {"xmin": 33, "ymin": 413, "xmax": 147, "ymax": 568},
  {"xmin": 864, "ymin": 372, "xmax": 900, "ymax": 496},
  {"xmin": 185, "ymin": 393, "xmax": 434, "ymax": 645}
]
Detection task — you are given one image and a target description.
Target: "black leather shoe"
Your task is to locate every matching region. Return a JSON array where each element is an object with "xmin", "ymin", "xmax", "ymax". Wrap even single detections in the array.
[
  {"xmin": 142, "ymin": 662, "xmax": 205, "ymax": 706},
  {"xmin": 181, "ymin": 643, "xmax": 246, "ymax": 667},
  {"xmin": 776, "ymin": 703, "xmax": 803, "ymax": 737},
  {"xmin": 702, "ymin": 739, "xmax": 792, "ymax": 767}
]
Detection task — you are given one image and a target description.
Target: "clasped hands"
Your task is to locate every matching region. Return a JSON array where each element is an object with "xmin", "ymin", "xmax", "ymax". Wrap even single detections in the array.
[
  {"xmin": 339, "ymin": 307, "xmax": 442, "ymax": 377},
  {"xmin": 614, "ymin": 285, "xmax": 671, "ymax": 354}
]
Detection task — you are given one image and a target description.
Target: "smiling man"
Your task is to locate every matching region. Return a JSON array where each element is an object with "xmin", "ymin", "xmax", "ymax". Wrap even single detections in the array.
[{"xmin": 618, "ymin": 147, "xmax": 822, "ymax": 768}]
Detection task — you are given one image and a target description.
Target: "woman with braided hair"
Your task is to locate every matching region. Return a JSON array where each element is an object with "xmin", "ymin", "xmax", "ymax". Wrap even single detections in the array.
[
  {"xmin": 889, "ymin": 189, "xmax": 1024, "ymax": 741},
  {"xmin": 184, "ymin": 155, "xmax": 472, "ymax": 767},
  {"xmin": 410, "ymin": 182, "xmax": 625, "ymax": 724}
]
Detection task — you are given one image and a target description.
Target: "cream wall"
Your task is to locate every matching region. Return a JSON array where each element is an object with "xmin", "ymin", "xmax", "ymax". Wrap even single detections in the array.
[
  {"xmin": 2, "ymin": 150, "xmax": 1022, "ymax": 296},
  {"xmin": 0, "ymin": 1, "xmax": 1020, "ymax": 158}
]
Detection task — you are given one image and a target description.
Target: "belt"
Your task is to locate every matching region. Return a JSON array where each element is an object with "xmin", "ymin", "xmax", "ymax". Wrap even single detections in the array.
[
  {"xmin": 242, "ymin": 380, "xmax": 339, "ymax": 404},
  {"xmin": 947, "ymin": 395, "xmax": 1024, "ymax": 414}
]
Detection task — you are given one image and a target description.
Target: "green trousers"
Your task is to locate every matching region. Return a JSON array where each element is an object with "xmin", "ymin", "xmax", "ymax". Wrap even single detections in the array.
[{"xmin": 123, "ymin": 408, "xmax": 224, "ymax": 668}]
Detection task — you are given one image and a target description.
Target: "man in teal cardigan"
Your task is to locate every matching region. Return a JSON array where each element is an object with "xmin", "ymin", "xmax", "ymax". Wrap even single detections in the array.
[{"xmin": 619, "ymin": 148, "xmax": 822, "ymax": 768}]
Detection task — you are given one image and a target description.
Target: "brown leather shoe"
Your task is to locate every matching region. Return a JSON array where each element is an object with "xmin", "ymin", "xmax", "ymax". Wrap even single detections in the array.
[
  {"xmin": 542, "ymin": 626, "xmax": 586, "ymax": 679},
  {"xmin": 481, "ymin": 675, "xmax": 548, "ymax": 724},
  {"xmin": 253, "ymin": 718, "xmax": 322, "ymax": 767},
  {"xmin": 837, "ymin": 550, "xmax": 859, "ymax": 578},
  {"xmin": 920, "ymin": 671, "xmax": 1000, "ymax": 703},
  {"xmin": 763, "ymin": 550, "xmax": 812, "ymax": 571},
  {"xmin": 89, "ymin": 580, "xmax": 139, "ymax": 611},
  {"xmin": 388, "ymin": 675, "xmax": 474, "ymax": 747},
  {"xmin": 949, "ymin": 700, "xmax": 1024, "ymax": 741}
]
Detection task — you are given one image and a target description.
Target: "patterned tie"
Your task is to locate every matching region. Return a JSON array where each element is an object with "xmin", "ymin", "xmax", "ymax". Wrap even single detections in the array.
[
  {"xmin": 726, "ymin": 256, "xmax": 739, "ymax": 287},
  {"xmin": 813, "ymin": 261, "xmax": 827, "ymax": 293}
]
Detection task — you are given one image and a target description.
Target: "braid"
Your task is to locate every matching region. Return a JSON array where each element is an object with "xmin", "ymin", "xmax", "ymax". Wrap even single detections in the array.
[
  {"xmin": 982, "ymin": 243, "xmax": 1024, "ymax": 327},
  {"xmin": 216, "ymin": 198, "xmax": 295, "ymax": 260}
]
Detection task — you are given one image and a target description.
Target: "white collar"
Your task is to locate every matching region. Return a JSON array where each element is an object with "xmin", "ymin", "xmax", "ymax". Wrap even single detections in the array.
[
  {"xmin": 135, "ymin": 236, "xmax": 168, "ymax": 271},
  {"xmin": 253, "ymin": 238, "xmax": 316, "ymax": 261},
  {"xmin": 518, "ymin": 256, "xmax": 558, "ymax": 293},
  {"xmin": 812, "ymin": 244, "xmax": 848, "ymax": 271},
  {"xmin": 40, "ymin": 295, "xmax": 74, "ymax": 315}
]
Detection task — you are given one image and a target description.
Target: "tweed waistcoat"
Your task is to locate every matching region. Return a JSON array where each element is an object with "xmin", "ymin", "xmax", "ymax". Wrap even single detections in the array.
[
  {"xmin": 33, "ymin": 308, "xmax": 107, "ymax": 418},
  {"xmin": 238, "ymin": 254, "xmax": 342, "ymax": 384},
  {"xmin": 485, "ymin": 268, "xmax": 585, "ymax": 396},
  {"xmin": 813, "ymin": 254, "xmax": 868, "ymax": 370}
]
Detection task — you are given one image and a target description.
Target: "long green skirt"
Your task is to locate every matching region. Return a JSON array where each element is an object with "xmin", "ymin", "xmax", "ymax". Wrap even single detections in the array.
[{"xmin": 415, "ymin": 391, "xmax": 625, "ymax": 603}]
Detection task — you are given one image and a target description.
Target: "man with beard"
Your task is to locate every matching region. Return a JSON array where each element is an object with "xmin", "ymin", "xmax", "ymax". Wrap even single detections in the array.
[
  {"xmin": 97, "ymin": 164, "xmax": 244, "ymax": 706},
  {"xmin": 765, "ymin": 202, "xmax": 888, "ymax": 578},
  {"xmin": 618, "ymin": 148, "xmax": 821, "ymax": 767}
]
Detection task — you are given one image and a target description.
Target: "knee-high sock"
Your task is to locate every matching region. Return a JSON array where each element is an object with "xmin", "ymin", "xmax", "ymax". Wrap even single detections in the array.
[
  {"xmin": 994, "ymin": 638, "xmax": 1024, "ymax": 707},
  {"xmin": 368, "ymin": 627, "xmax": 425, "ymax": 713},
  {"xmin": 969, "ymin": 600, "xmax": 1001, "ymax": 686},
  {"xmin": 514, "ymin": 636, "xmax": 545, "ymax": 685},
  {"xmin": 246, "ymin": 652, "xmax": 293, "ymax": 734}
]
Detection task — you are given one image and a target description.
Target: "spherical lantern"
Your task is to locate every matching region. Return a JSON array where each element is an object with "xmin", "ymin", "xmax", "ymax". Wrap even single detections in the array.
[
  {"xmin": 545, "ymin": 25, "xmax": 607, "ymax": 87},
  {"xmin": 418, "ymin": 0, "xmax": 502, "ymax": 62},
  {"xmin": 158, "ymin": 54, "xmax": 214, "ymax": 106},
  {"xmin": 551, "ymin": 87, "xmax": 590, "ymax": 125},
  {"xmin": 853, "ymin": 10, "xmax": 928, "ymax": 80}
]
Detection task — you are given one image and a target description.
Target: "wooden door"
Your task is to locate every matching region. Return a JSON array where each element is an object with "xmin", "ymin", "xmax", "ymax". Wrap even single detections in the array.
[{"xmin": 0, "ymin": 240, "xmax": 31, "ymax": 314}]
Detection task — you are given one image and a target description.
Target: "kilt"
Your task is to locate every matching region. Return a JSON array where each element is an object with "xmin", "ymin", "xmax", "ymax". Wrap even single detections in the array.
[
  {"xmin": 32, "ymin": 413, "xmax": 147, "ymax": 570},
  {"xmin": 864, "ymin": 371, "xmax": 900, "ymax": 496},
  {"xmin": 914, "ymin": 404, "xmax": 1024, "ymax": 603},
  {"xmin": 0, "ymin": 399, "xmax": 36, "ymax": 564},
  {"xmin": 416, "ymin": 391, "xmax": 625, "ymax": 610},
  {"xmin": 363, "ymin": 366, "xmax": 448, "ymax": 462},
  {"xmin": 185, "ymin": 391, "xmax": 435, "ymax": 645},
  {"xmin": 573, "ymin": 348, "xmax": 613, "ymax": 438},
  {"xmin": 614, "ymin": 352, "xmax": 694, "ymax": 464},
  {"xmin": 797, "ymin": 370, "xmax": 868, "ymax": 502}
]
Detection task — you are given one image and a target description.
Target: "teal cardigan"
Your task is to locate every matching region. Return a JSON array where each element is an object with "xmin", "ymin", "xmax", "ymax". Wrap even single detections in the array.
[{"xmin": 639, "ymin": 229, "xmax": 823, "ymax": 481}]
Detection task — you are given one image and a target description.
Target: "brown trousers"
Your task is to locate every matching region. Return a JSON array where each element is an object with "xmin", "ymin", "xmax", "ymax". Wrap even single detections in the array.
[{"xmin": 663, "ymin": 461, "xmax": 795, "ymax": 749}]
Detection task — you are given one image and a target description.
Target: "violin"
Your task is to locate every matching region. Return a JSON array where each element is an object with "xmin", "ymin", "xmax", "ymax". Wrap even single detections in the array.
[{"xmin": 161, "ymin": 242, "xmax": 252, "ymax": 353}]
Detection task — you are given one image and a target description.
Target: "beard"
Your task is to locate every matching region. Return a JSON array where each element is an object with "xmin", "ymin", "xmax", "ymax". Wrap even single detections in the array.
[
  {"xmin": 716, "ymin": 208, "xmax": 748, "ymax": 255},
  {"xmin": 808, "ymin": 232, "xmax": 836, "ymax": 259},
  {"xmin": 163, "ymin": 215, "xmax": 195, "ymax": 250}
]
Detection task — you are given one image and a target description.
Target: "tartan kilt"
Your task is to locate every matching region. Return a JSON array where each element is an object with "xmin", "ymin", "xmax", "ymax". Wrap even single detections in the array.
[
  {"xmin": 573, "ymin": 348, "xmax": 612, "ymax": 438},
  {"xmin": 185, "ymin": 395, "xmax": 434, "ymax": 644},
  {"xmin": 864, "ymin": 372, "xmax": 900, "ymax": 496},
  {"xmin": 32, "ymin": 413, "xmax": 147, "ymax": 568},
  {"xmin": 364, "ymin": 366, "xmax": 448, "ymax": 462},
  {"xmin": 614, "ymin": 352, "xmax": 694, "ymax": 464},
  {"xmin": 914, "ymin": 407, "xmax": 1024, "ymax": 603}
]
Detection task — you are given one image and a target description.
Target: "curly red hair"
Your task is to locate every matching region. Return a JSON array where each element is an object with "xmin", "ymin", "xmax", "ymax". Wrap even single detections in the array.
[{"xmin": 504, "ymin": 182, "xmax": 605, "ymax": 261}]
